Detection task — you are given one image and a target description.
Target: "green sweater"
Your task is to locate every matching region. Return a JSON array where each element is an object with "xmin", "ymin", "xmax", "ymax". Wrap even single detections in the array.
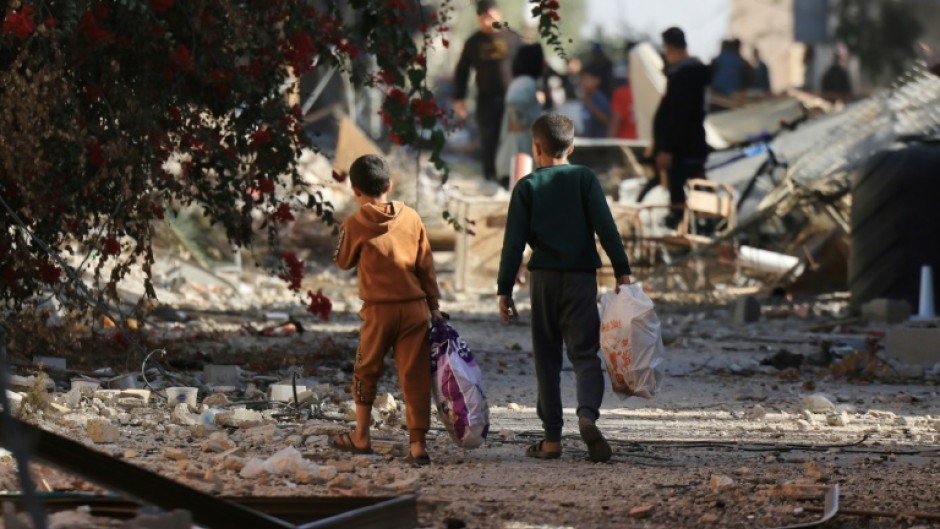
[{"xmin": 496, "ymin": 164, "xmax": 631, "ymax": 296}]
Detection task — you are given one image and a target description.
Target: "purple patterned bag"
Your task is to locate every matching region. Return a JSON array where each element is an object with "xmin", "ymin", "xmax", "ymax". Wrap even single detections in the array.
[{"xmin": 429, "ymin": 322, "xmax": 489, "ymax": 449}]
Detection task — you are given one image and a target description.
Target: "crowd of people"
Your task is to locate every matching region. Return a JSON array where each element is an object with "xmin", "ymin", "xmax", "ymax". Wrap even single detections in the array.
[{"xmin": 450, "ymin": 1, "xmax": 856, "ymax": 219}]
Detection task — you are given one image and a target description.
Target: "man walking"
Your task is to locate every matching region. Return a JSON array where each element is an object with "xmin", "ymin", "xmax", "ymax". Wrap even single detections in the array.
[
  {"xmin": 653, "ymin": 27, "xmax": 710, "ymax": 228},
  {"xmin": 453, "ymin": 0, "xmax": 521, "ymax": 182}
]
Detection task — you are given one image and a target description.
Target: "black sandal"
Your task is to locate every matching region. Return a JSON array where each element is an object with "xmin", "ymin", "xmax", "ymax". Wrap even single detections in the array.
[
  {"xmin": 579, "ymin": 424, "xmax": 612, "ymax": 463},
  {"xmin": 525, "ymin": 440, "xmax": 561, "ymax": 459},
  {"xmin": 406, "ymin": 453, "xmax": 431, "ymax": 466}
]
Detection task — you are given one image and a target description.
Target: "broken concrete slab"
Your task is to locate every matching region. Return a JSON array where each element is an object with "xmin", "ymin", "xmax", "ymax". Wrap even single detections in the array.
[{"xmin": 885, "ymin": 323, "xmax": 940, "ymax": 367}]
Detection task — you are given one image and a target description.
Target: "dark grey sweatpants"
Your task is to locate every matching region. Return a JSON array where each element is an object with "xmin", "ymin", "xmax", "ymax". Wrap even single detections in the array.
[{"xmin": 529, "ymin": 270, "xmax": 604, "ymax": 442}]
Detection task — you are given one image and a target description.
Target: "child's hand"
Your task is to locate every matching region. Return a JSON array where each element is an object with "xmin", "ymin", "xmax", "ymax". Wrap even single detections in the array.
[
  {"xmin": 498, "ymin": 295, "xmax": 518, "ymax": 323},
  {"xmin": 431, "ymin": 310, "xmax": 445, "ymax": 323}
]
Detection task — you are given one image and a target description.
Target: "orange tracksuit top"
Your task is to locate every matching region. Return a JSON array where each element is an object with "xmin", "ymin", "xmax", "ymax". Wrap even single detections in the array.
[{"xmin": 333, "ymin": 201, "xmax": 440, "ymax": 310}]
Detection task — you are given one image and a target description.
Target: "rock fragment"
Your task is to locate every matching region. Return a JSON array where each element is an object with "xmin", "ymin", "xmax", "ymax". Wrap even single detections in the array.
[{"xmin": 86, "ymin": 418, "xmax": 120, "ymax": 444}]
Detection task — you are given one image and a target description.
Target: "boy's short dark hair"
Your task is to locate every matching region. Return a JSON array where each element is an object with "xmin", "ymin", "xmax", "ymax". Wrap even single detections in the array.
[
  {"xmin": 349, "ymin": 154, "xmax": 391, "ymax": 197},
  {"xmin": 531, "ymin": 113, "xmax": 574, "ymax": 158},
  {"xmin": 662, "ymin": 26, "xmax": 687, "ymax": 49}
]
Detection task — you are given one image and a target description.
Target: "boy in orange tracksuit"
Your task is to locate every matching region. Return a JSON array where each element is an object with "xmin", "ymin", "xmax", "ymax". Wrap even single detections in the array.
[{"xmin": 330, "ymin": 154, "xmax": 444, "ymax": 465}]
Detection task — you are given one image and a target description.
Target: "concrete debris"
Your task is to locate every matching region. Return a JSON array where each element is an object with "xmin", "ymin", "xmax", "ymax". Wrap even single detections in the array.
[
  {"xmin": 202, "ymin": 432, "xmax": 235, "ymax": 453},
  {"xmin": 826, "ymin": 412, "xmax": 850, "ymax": 427},
  {"xmin": 215, "ymin": 408, "xmax": 263, "ymax": 427},
  {"xmin": 744, "ymin": 404, "xmax": 767, "ymax": 420},
  {"xmin": 48, "ymin": 507, "xmax": 94, "ymax": 528},
  {"xmin": 202, "ymin": 393, "xmax": 230, "ymax": 407},
  {"xmin": 170, "ymin": 404, "xmax": 199, "ymax": 426},
  {"xmin": 709, "ymin": 474, "xmax": 735, "ymax": 492},
  {"xmin": 86, "ymin": 418, "xmax": 120, "ymax": 444},
  {"xmin": 698, "ymin": 513, "xmax": 719, "ymax": 524},
  {"xmin": 374, "ymin": 392, "xmax": 398, "ymax": 413},
  {"xmin": 238, "ymin": 447, "xmax": 334, "ymax": 485},
  {"xmin": 801, "ymin": 393, "xmax": 836, "ymax": 413}
]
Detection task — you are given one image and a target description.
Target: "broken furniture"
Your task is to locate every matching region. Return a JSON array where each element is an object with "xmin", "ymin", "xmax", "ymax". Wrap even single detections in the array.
[{"xmin": 630, "ymin": 179, "xmax": 737, "ymax": 287}]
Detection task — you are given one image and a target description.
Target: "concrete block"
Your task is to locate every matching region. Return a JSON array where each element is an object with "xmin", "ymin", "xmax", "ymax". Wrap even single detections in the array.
[
  {"xmin": 732, "ymin": 296, "xmax": 761, "ymax": 323},
  {"xmin": 861, "ymin": 298, "xmax": 912, "ymax": 323},
  {"xmin": 885, "ymin": 323, "xmax": 940, "ymax": 367}
]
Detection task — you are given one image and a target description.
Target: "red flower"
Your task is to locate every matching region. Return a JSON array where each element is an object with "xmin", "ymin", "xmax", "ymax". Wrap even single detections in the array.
[
  {"xmin": 251, "ymin": 129, "xmax": 273, "ymax": 146},
  {"xmin": 332, "ymin": 170, "xmax": 347, "ymax": 183},
  {"xmin": 104, "ymin": 237, "xmax": 121, "ymax": 256},
  {"xmin": 442, "ymin": 38, "xmax": 449, "ymax": 48},
  {"xmin": 149, "ymin": 203, "xmax": 165, "ymax": 220},
  {"xmin": 271, "ymin": 203, "xmax": 295, "ymax": 224},
  {"xmin": 543, "ymin": 0, "xmax": 560, "ymax": 9},
  {"xmin": 279, "ymin": 251, "xmax": 304, "ymax": 292},
  {"xmin": 258, "ymin": 178, "xmax": 276, "ymax": 194},
  {"xmin": 387, "ymin": 88, "xmax": 408, "ymax": 106},
  {"xmin": 387, "ymin": 0, "xmax": 410, "ymax": 10},
  {"xmin": 79, "ymin": 10, "xmax": 114, "ymax": 44},
  {"xmin": 170, "ymin": 44, "xmax": 193, "ymax": 71},
  {"xmin": 151, "ymin": 0, "xmax": 175, "ymax": 12},
  {"xmin": 306, "ymin": 289, "xmax": 332, "ymax": 321},
  {"xmin": 38, "ymin": 261, "xmax": 61, "ymax": 285},
  {"xmin": 411, "ymin": 97, "xmax": 438, "ymax": 118},
  {"xmin": 377, "ymin": 69, "xmax": 397, "ymax": 85},
  {"xmin": 284, "ymin": 32, "xmax": 317, "ymax": 74},
  {"xmin": 389, "ymin": 132, "xmax": 404, "ymax": 145},
  {"xmin": 547, "ymin": 11, "xmax": 560, "ymax": 21},
  {"xmin": 414, "ymin": 53, "xmax": 427, "ymax": 67},
  {"xmin": 43, "ymin": 18, "xmax": 58, "ymax": 28},
  {"xmin": 87, "ymin": 141, "xmax": 106, "ymax": 167},
  {"xmin": 336, "ymin": 39, "xmax": 359, "ymax": 59},
  {"xmin": 3, "ymin": 6, "xmax": 35, "ymax": 39}
]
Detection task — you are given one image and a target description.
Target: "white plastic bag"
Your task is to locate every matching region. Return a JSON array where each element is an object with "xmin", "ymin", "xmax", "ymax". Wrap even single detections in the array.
[
  {"xmin": 599, "ymin": 284, "xmax": 665, "ymax": 399},
  {"xmin": 429, "ymin": 322, "xmax": 490, "ymax": 448}
]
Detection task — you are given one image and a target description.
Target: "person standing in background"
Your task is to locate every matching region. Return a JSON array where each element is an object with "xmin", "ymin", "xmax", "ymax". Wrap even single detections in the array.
[
  {"xmin": 653, "ymin": 27, "xmax": 710, "ymax": 229},
  {"xmin": 453, "ymin": 0, "xmax": 522, "ymax": 182},
  {"xmin": 821, "ymin": 46, "xmax": 852, "ymax": 102},
  {"xmin": 710, "ymin": 39, "xmax": 749, "ymax": 105},
  {"xmin": 496, "ymin": 43, "xmax": 546, "ymax": 190},
  {"xmin": 579, "ymin": 62, "xmax": 611, "ymax": 139},
  {"xmin": 751, "ymin": 47, "xmax": 771, "ymax": 93},
  {"xmin": 609, "ymin": 41, "xmax": 637, "ymax": 140}
]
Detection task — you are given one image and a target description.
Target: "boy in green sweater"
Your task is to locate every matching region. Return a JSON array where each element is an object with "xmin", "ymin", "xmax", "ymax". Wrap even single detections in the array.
[{"xmin": 497, "ymin": 113, "xmax": 632, "ymax": 463}]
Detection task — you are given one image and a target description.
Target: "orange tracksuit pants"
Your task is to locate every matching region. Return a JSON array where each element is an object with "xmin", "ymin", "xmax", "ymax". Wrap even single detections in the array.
[{"xmin": 354, "ymin": 299, "xmax": 431, "ymax": 443}]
